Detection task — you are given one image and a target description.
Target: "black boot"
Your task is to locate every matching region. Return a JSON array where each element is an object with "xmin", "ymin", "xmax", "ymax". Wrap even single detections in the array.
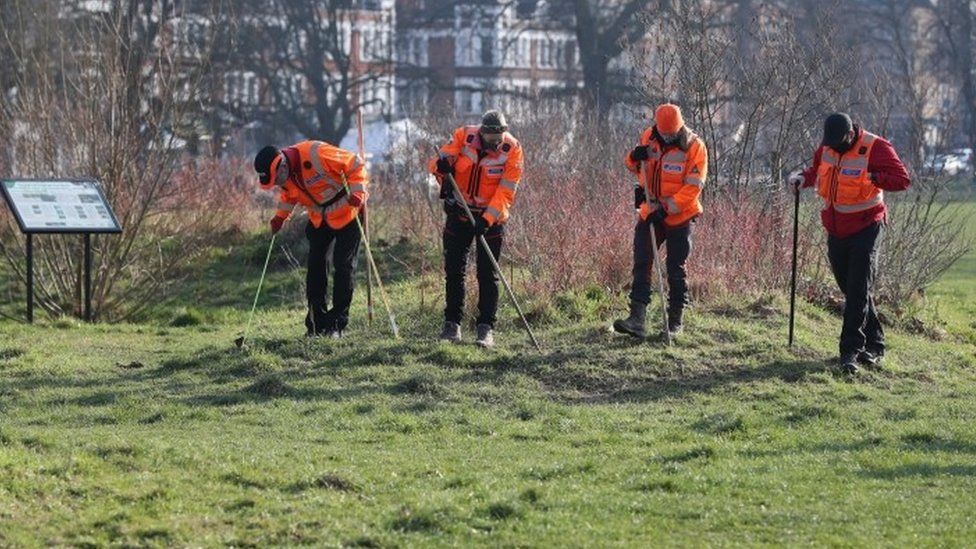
[
  {"xmin": 857, "ymin": 348, "xmax": 884, "ymax": 367},
  {"xmin": 613, "ymin": 301, "xmax": 647, "ymax": 338},
  {"xmin": 666, "ymin": 308, "xmax": 684, "ymax": 337},
  {"xmin": 305, "ymin": 305, "xmax": 329, "ymax": 337},
  {"xmin": 840, "ymin": 353, "xmax": 860, "ymax": 375}
]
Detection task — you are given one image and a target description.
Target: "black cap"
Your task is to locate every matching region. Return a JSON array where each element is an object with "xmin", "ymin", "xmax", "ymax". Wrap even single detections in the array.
[
  {"xmin": 822, "ymin": 113, "xmax": 853, "ymax": 149},
  {"xmin": 254, "ymin": 145, "xmax": 279, "ymax": 185},
  {"xmin": 480, "ymin": 110, "xmax": 508, "ymax": 133}
]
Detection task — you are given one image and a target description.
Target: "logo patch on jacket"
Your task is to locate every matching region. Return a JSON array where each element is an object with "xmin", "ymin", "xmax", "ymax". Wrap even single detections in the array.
[
  {"xmin": 841, "ymin": 168, "xmax": 862, "ymax": 176},
  {"xmin": 858, "ymin": 146, "xmax": 868, "ymax": 155},
  {"xmin": 487, "ymin": 168, "xmax": 504, "ymax": 175},
  {"xmin": 663, "ymin": 163, "xmax": 683, "ymax": 173},
  {"xmin": 502, "ymin": 143, "xmax": 511, "ymax": 152}
]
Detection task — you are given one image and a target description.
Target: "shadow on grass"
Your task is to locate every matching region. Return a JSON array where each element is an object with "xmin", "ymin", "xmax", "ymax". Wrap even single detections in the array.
[
  {"xmin": 860, "ymin": 464, "xmax": 976, "ymax": 479},
  {"xmin": 9, "ymin": 329, "xmax": 836, "ymax": 411}
]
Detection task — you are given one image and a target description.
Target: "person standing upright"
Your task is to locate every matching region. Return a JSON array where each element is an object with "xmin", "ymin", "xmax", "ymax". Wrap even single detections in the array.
[
  {"xmin": 789, "ymin": 112, "xmax": 911, "ymax": 374},
  {"xmin": 429, "ymin": 110, "xmax": 524, "ymax": 348},
  {"xmin": 614, "ymin": 103, "xmax": 707, "ymax": 339}
]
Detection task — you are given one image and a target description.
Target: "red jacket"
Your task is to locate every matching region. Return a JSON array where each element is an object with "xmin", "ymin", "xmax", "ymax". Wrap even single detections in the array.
[{"xmin": 800, "ymin": 128, "xmax": 911, "ymax": 238}]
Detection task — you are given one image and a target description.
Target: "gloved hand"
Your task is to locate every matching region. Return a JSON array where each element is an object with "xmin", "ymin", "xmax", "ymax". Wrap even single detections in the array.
[
  {"xmin": 347, "ymin": 193, "xmax": 363, "ymax": 208},
  {"xmin": 436, "ymin": 157, "xmax": 454, "ymax": 176},
  {"xmin": 270, "ymin": 214, "xmax": 287, "ymax": 234},
  {"xmin": 648, "ymin": 204, "xmax": 667, "ymax": 224},
  {"xmin": 634, "ymin": 186, "xmax": 646, "ymax": 209},
  {"xmin": 787, "ymin": 170, "xmax": 804, "ymax": 193},
  {"xmin": 474, "ymin": 216, "xmax": 490, "ymax": 235},
  {"xmin": 630, "ymin": 145, "xmax": 650, "ymax": 162}
]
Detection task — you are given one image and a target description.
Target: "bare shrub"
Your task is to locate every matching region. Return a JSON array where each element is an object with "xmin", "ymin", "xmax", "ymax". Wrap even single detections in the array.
[
  {"xmin": 0, "ymin": 1, "xmax": 237, "ymax": 321},
  {"xmin": 374, "ymin": 107, "xmax": 808, "ymax": 304}
]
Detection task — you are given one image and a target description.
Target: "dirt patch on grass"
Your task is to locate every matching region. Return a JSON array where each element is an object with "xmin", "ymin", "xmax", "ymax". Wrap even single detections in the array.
[
  {"xmin": 660, "ymin": 445, "xmax": 715, "ymax": 463},
  {"xmin": 392, "ymin": 373, "xmax": 445, "ymax": 398},
  {"xmin": 246, "ymin": 374, "xmax": 293, "ymax": 398},
  {"xmin": 389, "ymin": 507, "xmax": 450, "ymax": 534},
  {"xmin": 0, "ymin": 348, "xmax": 25, "ymax": 361}
]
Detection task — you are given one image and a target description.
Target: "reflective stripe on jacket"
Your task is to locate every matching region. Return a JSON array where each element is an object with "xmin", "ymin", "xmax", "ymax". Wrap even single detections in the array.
[
  {"xmin": 624, "ymin": 126, "xmax": 707, "ymax": 227},
  {"xmin": 816, "ymin": 130, "xmax": 883, "ymax": 214},
  {"xmin": 428, "ymin": 126, "xmax": 524, "ymax": 225},
  {"xmin": 277, "ymin": 140, "xmax": 367, "ymax": 230}
]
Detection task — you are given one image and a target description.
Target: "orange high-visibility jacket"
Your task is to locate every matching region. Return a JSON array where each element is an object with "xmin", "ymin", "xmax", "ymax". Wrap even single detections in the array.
[
  {"xmin": 275, "ymin": 140, "xmax": 367, "ymax": 230},
  {"xmin": 816, "ymin": 130, "xmax": 883, "ymax": 213},
  {"xmin": 624, "ymin": 127, "xmax": 707, "ymax": 227},
  {"xmin": 428, "ymin": 126, "xmax": 524, "ymax": 225}
]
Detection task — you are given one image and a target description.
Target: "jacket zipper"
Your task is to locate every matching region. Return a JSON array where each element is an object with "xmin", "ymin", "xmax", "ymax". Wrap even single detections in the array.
[{"xmin": 467, "ymin": 148, "xmax": 483, "ymax": 205}]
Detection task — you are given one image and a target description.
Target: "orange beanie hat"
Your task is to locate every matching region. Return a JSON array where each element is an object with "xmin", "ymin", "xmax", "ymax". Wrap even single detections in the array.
[{"xmin": 655, "ymin": 104, "xmax": 684, "ymax": 134}]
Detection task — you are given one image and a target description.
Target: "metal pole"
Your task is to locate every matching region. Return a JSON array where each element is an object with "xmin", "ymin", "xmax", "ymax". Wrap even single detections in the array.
[
  {"xmin": 341, "ymin": 173, "xmax": 400, "ymax": 339},
  {"xmin": 444, "ymin": 174, "xmax": 541, "ymax": 350},
  {"xmin": 356, "ymin": 109, "xmax": 374, "ymax": 327},
  {"xmin": 236, "ymin": 233, "xmax": 277, "ymax": 349},
  {"xmin": 639, "ymin": 163, "xmax": 671, "ymax": 346},
  {"xmin": 84, "ymin": 233, "xmax": 92, "ymax": 322},
  {"xmin": 789, "ymin": 186, "xmax": 800, "ymax": 348},
  {"xmin": 648, "ymin": 218, "xmax": 671, "ymax": 346},
  {"xmin": 26, "ymin": 233, "xmax": 33, "ymax": 324}
]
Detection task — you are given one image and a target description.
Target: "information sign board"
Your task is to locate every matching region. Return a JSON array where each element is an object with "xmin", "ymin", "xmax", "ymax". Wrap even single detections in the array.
[{"xmin": 1, "ymin": 179, "xmax": 121, "ymax": 233}]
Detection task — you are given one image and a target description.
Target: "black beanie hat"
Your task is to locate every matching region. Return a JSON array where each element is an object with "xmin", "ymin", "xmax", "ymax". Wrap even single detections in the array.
[
  {"xmin": 254, "ymin": 145, "xmax": 279, "ymax": 185},
  {"xmin": 822, "ymin": 113, "xmax": 853, "ymax": 149}
]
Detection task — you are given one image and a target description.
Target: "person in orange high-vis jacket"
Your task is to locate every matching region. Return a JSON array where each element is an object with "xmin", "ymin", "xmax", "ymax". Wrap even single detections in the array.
[
  {"xmin": 428, "ymin": 110, "xmax": 524, "ymax": 348},
  {"xmin": 788, "ymin": 113, "xmax": 911, "ymax": 374},
  {"xmin": 253, "ymin": 140, "xmax": 367, "ymax": 338},
  {"xmin": 614, "ymin": 103, "xmax": 708, "ymax": 339}
]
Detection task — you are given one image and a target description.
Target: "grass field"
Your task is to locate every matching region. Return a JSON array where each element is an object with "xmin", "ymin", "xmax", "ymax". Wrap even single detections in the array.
[
  {"xmin": 1, "ymin": 214, "xmax": 975, "ymax": 546},
  {"xmin": 926, "ymin": 201, "xmax": 976, "ymax": 345}
]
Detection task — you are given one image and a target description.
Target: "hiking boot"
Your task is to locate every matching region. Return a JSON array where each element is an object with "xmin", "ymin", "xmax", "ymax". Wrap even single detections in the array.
[
  {"xmin": 613, "ymin": 301, "xmax": 647, "ymax": 338},
  {"xmin": 305, "ymin": 307, "xmax": 329, "ymax": 336},
  {"xmin": 439, "ymin": 321, "xmax": 461, "ymax": 343},
  {"xmin": 840, "ymin": 353, "xmax": 860, "ymax": 375},
  {"xmin": 857, "ymin": 348, "xmax": 884, "ymax": 367},
  {"xmin": 475, "ymin": 324, "xmax": 495, "ymax": 348},
  {"xmin": 665, "ymin": 308, "xmax": 684, "ymax": 337}
]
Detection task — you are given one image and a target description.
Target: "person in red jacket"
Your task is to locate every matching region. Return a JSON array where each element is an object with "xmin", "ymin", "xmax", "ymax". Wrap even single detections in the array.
[
  {"xmin": 789, "ymin": 113, "xmax": 911, "ymax": 373},
  {"xmin": 254, "ymin": 140, "xmax": 367, "ymax": 338}
]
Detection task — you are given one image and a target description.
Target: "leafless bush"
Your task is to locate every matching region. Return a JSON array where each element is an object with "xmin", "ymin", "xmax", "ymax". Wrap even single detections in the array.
[
  {"xmin": 0, "ymin": 0, "xmax": 237, "ymax": 321},
  {"xmin": 621, "ymin": 1, "xmax": 972, "ymax": 312},
  {"xmin": 373, "ymin": 106, "xmax": 812, "ymax": 302}
]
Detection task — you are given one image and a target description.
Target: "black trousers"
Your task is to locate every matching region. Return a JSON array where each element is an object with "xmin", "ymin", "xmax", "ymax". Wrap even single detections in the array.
[
  {"xmin": 629, "ymin": 218, "xmax": 693, "ymax": 314},
  {"xmin": 443, "ymin": 215, "xmax": 504, "ymax": 327},
  {"xmin": 827, "ymin": 222, "xmax": 885, "ymax": 356},
  {"xmin": 305, "ymin": 219, "xmax": 361, "ymax": 334}
]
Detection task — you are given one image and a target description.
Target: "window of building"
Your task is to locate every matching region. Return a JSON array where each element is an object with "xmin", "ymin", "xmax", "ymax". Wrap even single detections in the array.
[
  {"xmin": 413, "ymin": 36, "xmax": 425, "ymax": 65},
  {"xmin": 480, "ymin": 36, "xmax": 493, "ymax": 66},
  {"xmin": 225, "ymin": 71, "xmax": 258, "ymax": 106}
]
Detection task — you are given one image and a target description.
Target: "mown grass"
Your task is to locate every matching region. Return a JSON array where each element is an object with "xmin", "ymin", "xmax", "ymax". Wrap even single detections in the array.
[
  {"xmin": 1, "ymin": 216, "xmax": 975, "ymax": 546},
  {"xmin": 926, "ymin": 199, "xmax": 976, "ymax": 345}
]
